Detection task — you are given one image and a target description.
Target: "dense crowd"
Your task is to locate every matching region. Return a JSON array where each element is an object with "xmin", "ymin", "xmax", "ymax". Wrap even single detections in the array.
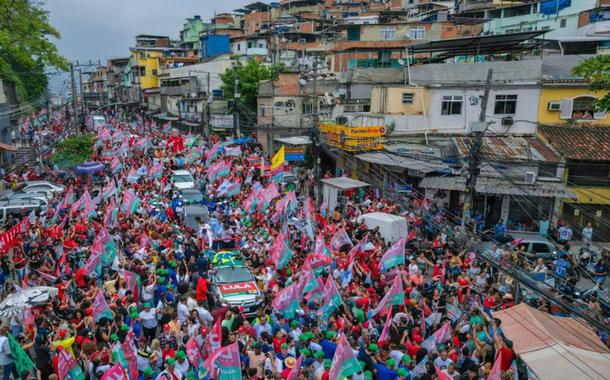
[{"xmin": 0, "ymin": 110, "xmax": 607, "ymax": 380}]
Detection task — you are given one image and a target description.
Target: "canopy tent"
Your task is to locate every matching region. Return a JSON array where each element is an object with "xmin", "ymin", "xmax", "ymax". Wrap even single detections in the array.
[
  {"xmin": 494, "ymin": 303, "xmax": 610, "ymax": 380},
  {"xmin": 321, "ymin": 177, "xmax": 369, "ymax": 213}
]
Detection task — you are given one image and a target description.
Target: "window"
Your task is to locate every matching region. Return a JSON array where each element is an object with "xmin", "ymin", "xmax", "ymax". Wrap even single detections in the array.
[
  {"xmin": 441, "ymin": 96, "xmax": 463, "ymax": 115},
  {"xmin": 302, "ymin": 103, "xmax": 313, "ymax": 114},
  {"xmin": 237, "ymin": 44, "xmax": 240, "ymax": 51},
  {"xmin": 152, "ymin": 69, "xmax": 158, "ymax": 76},
  {"xmin": 380, "ymin": 27, "xmax": 395, "ymax": 40},
  {"xmin": 139, "ymin": 66, "xmax": 146, "ymax": 76},
  {"xmin": 560, "ymin": 18, "xmax": 567, "ymax": 28},
  {"xmin": 571, "ymin": 96, "xmax": 596, "ymax": 120},
  {"xmin": 410, "ymin": 27, "xmax": 425, "ymax": 39},
  {"xmin": 259, "ymin": 106, "xmax": 265, "ymax": 117},
  {"xmin": 402, "ymin": 93, "xmax": 414, "ymax": 104},
  {"xmin": 494, "ymin": 94, "xmax": 517, "ymax": 114}
]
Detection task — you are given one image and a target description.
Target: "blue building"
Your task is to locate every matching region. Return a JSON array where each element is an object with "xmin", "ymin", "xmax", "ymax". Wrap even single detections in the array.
[{"xmin": 200, "ymin": 35, "xmax": 231, "ymax": 59}]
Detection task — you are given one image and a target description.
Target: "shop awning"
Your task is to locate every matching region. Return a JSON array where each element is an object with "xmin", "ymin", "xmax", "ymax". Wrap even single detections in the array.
[
  {"xmin": 274, "ymin": 136, "xmax": 311, "ymax": 145},
  {"xmin": 419, "ymin": 176, "xmax": 576, "ymax": 199},
  {"xmin": 0, "ymin": 143, "xmax": 17, "ymax": 152},
  {"xmin": 356, "ymin": 152, "xmax": 449, "ymax": 174},
  {"xmin": 180, "ymin": 120, "xmax": 203, "ymax": 127},
  {"xmin": 321, "ymin": 177, "xmax": 369, "ymax": 191}
]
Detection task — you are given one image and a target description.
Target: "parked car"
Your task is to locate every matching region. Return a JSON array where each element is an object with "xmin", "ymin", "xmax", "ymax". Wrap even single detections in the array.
[
  {"xmin": 171, "ymin": 170, "xmax": 195, "ymax": 190},
  {"xmin": 1, "ymin": 191, "xmax": 49, "ymax": 209},
  {"xmin": 21, "ymin": 181, "xmax": 65, "ymax": 197},
  {"xmin": 480, "ymin": 232, "xmax": 558, "ymax": 261},
  {"xmin": 210, "ymin": 258, "xmax": 263, "ymax": 317}
]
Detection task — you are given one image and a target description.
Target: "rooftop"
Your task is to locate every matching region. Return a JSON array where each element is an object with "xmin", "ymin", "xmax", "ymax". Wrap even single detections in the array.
[{"xmin": 538, "ymin": 125, "xmax": 610, "ymax": 162}]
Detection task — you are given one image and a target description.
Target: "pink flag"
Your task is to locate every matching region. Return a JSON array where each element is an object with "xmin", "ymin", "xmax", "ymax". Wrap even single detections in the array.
[
  {"xmin": 203, "ymin": 319, "xmax": 222, "ymax": 359},
  {"xmin": 488, "ymin": 351, "xmax": 503, "ymax": 380},
  {"xmin": 304, "ymin": 277, "xmax": 325, "ymax": 301},
  {"xmin": 380, "ymin": 234, "xmax": 411, "ymax": 272},
  {"xmin": 271, "ymin": 282, "xmax": 300, "ymax": 318},
  {"xmin": 330, "ymin": 228, "xmax": 352, "ymax": 250},
  {"xmin": 297, "ymin": 261, "xmax": 318, "ymax": 295},
  {"xmin": 101, "ymin": 363, "xmax": 128, "ymax": 380},
  {"xmin": 120, "ymin": 335, "xmax": 138, "ymax": 380},
  {"xmin": 315, "ymin": 234, "xmax": 330, "ymax": 257},
  {"xmin": 378, "ymin": 310, "xmax": 392, "ymax": 348},
  {"xmin": 203, "ymin": 342, "xmax": 241, "ymax": 379},
  {"xmin": 122, "ymin": 270, "xmax": 140, "ymax": 304},
  {"xmin": 262, "ymin": 183, "xmax": 280, "ymax": 204},
  {"xmin": 372, "ymin": 274, "xmax": 404, "ymax": 316},
  {"xmin": 432, "ymin": 322, "xmax": 452, "ymax": 344},
  {"xmin": 186, "ymin": 337, "xmax": 203, "ymax": 366},
  {"xmin": 269, "ymin": 232, "xmax": 293, "ymax": 270},
  {"xmin": 92, "ymin": 290, "xmax": 112, "ymax": 322},
  {"xmin": 329, "ymin": 335, "xmax": 361, "ymax": 380},
  {"xmin": 286, "ymin": 355, "xmax": 303, "ymax": 380}
]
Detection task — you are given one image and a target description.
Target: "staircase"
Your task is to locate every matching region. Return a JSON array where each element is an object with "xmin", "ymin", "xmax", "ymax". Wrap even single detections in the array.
[{"xmin": 14, "ymin": 146, "xmax": 39, "ymax": 166}]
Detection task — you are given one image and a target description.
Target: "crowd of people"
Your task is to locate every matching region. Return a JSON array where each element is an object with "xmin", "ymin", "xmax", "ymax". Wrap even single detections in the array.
[{"xmin": 0, "ymin": 109, "xmax": 607, "ymax": 380}]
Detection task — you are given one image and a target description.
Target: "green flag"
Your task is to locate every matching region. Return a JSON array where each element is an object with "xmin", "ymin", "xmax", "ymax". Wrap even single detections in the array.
[{"xmin": 7, "ymin": 334, "xmax": 36, "ymax": 378}]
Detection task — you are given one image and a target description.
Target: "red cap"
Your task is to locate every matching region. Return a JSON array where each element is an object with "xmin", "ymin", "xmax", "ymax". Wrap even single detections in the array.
[
  {"xmin": 58, "ymin": 330, "xmax": 67, "ymax": 338},
  {"xmin": 200, "ymin": 327, "xmax": 209, "ymax": 336},
  {"xmin": 85, "ymin": 307, "xmax": 93, "ymax": 316},
  {"xmin": 238, "ymin": 326, "xmax": 246, "ymax": 334},
  {"xmin": 163, "ymin": 324, "xmax": 170, "ymax": 331},
  {"xmin": 75, "ymin": 336, "xmax": 84, "ymax": 345}
]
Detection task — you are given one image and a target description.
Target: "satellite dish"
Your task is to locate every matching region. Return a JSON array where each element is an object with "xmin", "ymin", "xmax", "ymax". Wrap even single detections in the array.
[
  {"xmin": 397, "ymin": 58, "xmax": 405, "ymax": 66},
  {"xmin": 299, "ymin": 78, "xmax": 307, "ymax": 85}
]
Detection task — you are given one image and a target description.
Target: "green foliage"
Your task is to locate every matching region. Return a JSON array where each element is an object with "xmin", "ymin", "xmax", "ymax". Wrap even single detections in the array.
[
  {"xmin": 220, "ymin": 58, "xmax": 284, "ymax": 111},
  {"xmin": 0, "ymin": 0, "xmax": 69, "ymax": 102},
  {"xmin": 51, "ymin": 134, "xmax": 95, "ymax": 169},
  {"xmin": 572, "ymin": 55, "xmax": 610, "ymax": 112}
]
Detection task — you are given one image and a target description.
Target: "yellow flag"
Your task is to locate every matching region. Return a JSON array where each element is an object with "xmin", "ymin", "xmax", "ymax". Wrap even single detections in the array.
[{"xmin": 271, "ymin": 145, "xmax": 285, "ymax": 170}]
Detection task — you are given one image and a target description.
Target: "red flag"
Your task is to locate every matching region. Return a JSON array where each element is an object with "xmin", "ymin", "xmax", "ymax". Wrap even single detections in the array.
[
  {"xmin": 203, "ymin": 319, "xmax": 222, "ymax": 359},
  {"xmin": 435, "ymin": 365, "xmax": 453, "ymax": 380},
  {"xmin": 120, "ymin": 335, "xmax": 138, "ymax": 380}
]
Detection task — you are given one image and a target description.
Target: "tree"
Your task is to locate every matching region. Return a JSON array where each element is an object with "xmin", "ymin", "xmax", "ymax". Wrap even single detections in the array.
[
  {"xmin": 220, "ymin": 58, "xmax": 283, "ymax": 111},
  {"xmin": 572, "ymin": 55, "xmax": 610, "ymax": 112},
  {"xmin": 0, "ymin": 0, "xmax": 69, "ymax": 102},
  {"xmin": 51, "ymin": 134, "xmax": 95, "ymax": 169}
]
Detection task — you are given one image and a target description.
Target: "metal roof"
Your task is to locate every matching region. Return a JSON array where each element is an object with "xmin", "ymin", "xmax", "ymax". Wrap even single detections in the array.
[
  {"xmin": 274, "ymin": 136, "xmax": 312, "ymax": 145},
  {"xmin": 453, "ymin": 136, "xmax": 561, "ymax": 163},
  {"xmin": 419, "ymin": 176, "xmax": 575, "ymax": 199},
  {"xmin": 321, "ymin": 177, "xmax": 370, "ymax": 190},
  {"xmin": 407, "ymin": 30, "xmax": 547, "ymax": 57},
  {"xmin": 356, "ymin": 152, "xmax": 449, "ymax": 174}
]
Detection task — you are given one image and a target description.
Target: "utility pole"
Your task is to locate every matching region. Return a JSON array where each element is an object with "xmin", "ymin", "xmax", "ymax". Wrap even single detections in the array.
[
  {"xmin": 205, "ymin": 72, "xmax": 210, "ymax": 136},
  {"xmin": 233, "ymin": 65, "xmax": 241, "ymax": 138},
  {"xmin": 70, "ymin": 63, "xmax": 78, "ymax": 132},
  {"xmin": 310, "ymin": 55, "xmax": 322, "ymax": 203},
  {"xmin": 462, "ymin": 68, "xmax": 493, "ymax": 227}
]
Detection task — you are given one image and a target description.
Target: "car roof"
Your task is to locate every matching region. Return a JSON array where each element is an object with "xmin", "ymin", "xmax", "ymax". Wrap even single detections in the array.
[
  {"xmin": 510, "ymin": 232, "xmax": 554, "ymax": 244},
  {"xmin": 172, "ymin": 170, "xmax": 192, "ymax": 175},
  {"xmin": 180, "ymin": 189, "xmax": 201, "ymax": 194}
]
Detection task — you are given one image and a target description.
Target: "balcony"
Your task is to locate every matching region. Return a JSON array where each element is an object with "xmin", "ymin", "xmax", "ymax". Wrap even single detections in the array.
[
  {"xmin": 160, "ymin": 85, "xmax": 193, "ymax": 96},
  {"xmin": 180, "ymin": 111, "xmax": 203, "ymax": 123}
]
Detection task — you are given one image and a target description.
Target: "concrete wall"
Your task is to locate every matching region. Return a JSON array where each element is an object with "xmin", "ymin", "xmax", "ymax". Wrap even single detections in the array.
[
  {"xmin": 370, "ymin": 86, "xmax": 429, "ymax": 115},
  {"xmin": 538, "ymin": 86, "xmax": 609, "ymax": 125}
]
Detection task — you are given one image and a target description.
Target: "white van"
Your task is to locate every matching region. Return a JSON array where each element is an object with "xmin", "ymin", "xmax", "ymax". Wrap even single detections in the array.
[
  {"xmin": 0, "ymin": 198, "xmax": 43, "ymax": 224},
  {"xmin": 92, "ymin": 115, "xmax": 106, "ymax": 128}
]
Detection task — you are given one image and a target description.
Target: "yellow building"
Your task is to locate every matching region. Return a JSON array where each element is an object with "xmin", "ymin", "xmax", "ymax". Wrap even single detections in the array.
[
  {"xmin": 319, "ymin": 115, "xmax": 386, "ymax": 152},
  {"xmin": 538, "ymin": 81, "xmax": 609, "ymax": 125},
  {"xmin": 130, "ymin": 49, "xmax": 165, "ymax": 90}
]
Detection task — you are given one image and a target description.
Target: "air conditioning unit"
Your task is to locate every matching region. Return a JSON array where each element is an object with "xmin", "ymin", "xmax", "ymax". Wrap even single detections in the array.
[
  {"xmin": 524, "ymin": 171, "xmax": 537, "ymax": 184},
  {"xmin": 548, "ymin": 101, "xmax": 561, "ymax": 111},
  {"xmin": 501, "ymin": 116, "xmax": 514, "ymax": 126}
]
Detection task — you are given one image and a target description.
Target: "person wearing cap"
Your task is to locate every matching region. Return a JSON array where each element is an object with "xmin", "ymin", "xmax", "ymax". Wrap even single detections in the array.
[
  {"xmin": 139, "ymin": 366, "xmax": 155, "ymax": 380},
  {"xmin": 174, "ymin": 350, "xmax": 189, "ymax": 375},
  {"xmin": 158, "ymin": 324, "xmax": 178, "ymax": 351},
  {"xmin": 375, "ymin": 358, "xmax": 398, "ymax": 380},
  {"xmin": 247, "ymin": 341, "xmax": 265, "ymax": 379},
  {"xmin": 281, "ymin": 356, "xmax": 297, "ymax": 378},
  {"xmin": 396, "ymin": 367, "xmax": 410, "ymax": 380},
  {"xmin": 276, "ymin": 342, "xmax": 293, "ymax": 367},
  {"xmin": 140, "ymin": 303, "xmax": 158, "ymax": 343},
  {"xmin": 156, "ymin": 357, "xmax": 182, "ymax": 380},
  {"xmin": 312, "ymin": 350, "xmax": 325, "ymax": 374},
  {"xmin": 288, "ymin": 320, "xmax": 302, "ymax": 341},
  {"xmin": 320, "ymin": 331, "xmax": 337, "ymax": 360},
  {"xmin": 137, "ymin": 338, "xmax": 153, "ymax": 372}
]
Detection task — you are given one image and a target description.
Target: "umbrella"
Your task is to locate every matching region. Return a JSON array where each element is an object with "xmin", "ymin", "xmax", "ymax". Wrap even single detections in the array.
[
  {"xmin": 74, "ymin": 161, "xmax": 106, "ymax": 175},
  {"xmin": 0, "ymin": 286, "xmax": 58, "ymax": 318}
]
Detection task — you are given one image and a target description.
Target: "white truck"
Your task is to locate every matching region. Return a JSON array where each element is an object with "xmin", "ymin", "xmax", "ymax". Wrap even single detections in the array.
[{"xmin": 357, "ymin": 212, "xmax": 409, "ymax": 244}]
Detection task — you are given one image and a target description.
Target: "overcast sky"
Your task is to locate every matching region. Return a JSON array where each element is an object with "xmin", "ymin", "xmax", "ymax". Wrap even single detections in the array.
[{"xmin": 44, "ymin": 0, "xmax": 250, "ymax": 62}]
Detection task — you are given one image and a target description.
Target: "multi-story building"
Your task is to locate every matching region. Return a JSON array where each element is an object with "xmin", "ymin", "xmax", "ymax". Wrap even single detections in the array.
[
  {"xmin": 180, "ymin": 15, "xmax": 213, "ymax": 55},
  {"xmin": 106, "ymin": 58, "xmax": 130, "ymax": 104}
]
